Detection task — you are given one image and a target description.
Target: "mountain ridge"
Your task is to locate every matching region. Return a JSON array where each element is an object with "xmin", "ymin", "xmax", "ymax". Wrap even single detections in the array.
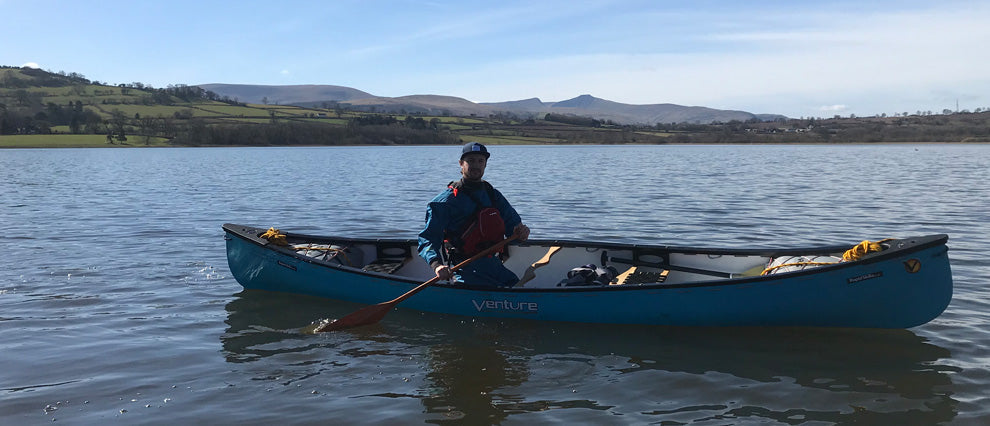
[
  {"xmin": 195, "ymin": 83, "xmax": 785, "ymax": 124},
  {"xmin": 197, "ymin": 83, "xmax": 373, "ymax": 105}
]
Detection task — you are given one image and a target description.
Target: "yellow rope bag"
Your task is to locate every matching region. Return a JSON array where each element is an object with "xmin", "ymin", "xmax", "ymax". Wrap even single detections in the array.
[
  {"xmin": 260, "ymin": 227, "xmax": 288, "ymax": 246},
  {"xmin": 842, "ymin": 239, "xmax": 893, "ymax": 261}
]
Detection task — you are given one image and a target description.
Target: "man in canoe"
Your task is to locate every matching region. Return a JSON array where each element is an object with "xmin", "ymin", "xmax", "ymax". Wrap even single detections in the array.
[{"xmin": 418, "ymin": 142, "xmax": 530, "ymax": 287}]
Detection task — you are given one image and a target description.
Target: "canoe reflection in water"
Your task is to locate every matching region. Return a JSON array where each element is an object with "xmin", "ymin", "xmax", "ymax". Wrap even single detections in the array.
[{"xmin": 221, "ymin": 291, "xmax": 958, "ymax": 424}]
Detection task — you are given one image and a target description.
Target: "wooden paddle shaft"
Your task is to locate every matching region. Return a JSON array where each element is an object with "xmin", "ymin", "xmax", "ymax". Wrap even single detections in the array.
[
  {"xmin": 312, "ymin": 233, "xmax": 520, "ymax": 332},
  {"xmin": 392, "ymin": 233, "xmax": 520, "ymax": 304}
]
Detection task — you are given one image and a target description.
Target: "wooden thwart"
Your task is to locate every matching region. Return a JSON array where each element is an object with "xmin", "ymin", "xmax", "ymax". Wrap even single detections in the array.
[
  {"xmin": 516, "ymin": 246, "xmax": 562, "ymax": 287},
  {"xmin": 613, "ymin": 266, "xmax": 669, "ymax": 285}
]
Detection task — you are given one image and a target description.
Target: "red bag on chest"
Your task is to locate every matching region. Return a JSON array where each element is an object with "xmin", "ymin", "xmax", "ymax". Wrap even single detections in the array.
[{"xmin": 459, "ymin": 207, "xmax": 505, "ymax": 256}]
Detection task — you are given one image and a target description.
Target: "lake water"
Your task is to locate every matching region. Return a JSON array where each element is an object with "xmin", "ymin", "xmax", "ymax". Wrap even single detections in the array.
[{"xmin": 1, "ymin": 144, "xmax": 988, "ymax": 424}]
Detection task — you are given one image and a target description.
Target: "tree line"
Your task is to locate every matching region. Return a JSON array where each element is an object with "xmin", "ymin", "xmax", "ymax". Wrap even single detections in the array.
[
  {"xmin": 1, "ymin": 100, "xmax": 104, "ymax": 135},
  {"xmin": 171, "ymin": 117, "xmax": 460, "ymax": 146}
]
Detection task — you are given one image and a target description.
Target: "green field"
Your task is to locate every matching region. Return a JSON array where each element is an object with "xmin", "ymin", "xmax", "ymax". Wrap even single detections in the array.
[
  {"xmin": 0, "ymin": 134, "xmax": 171, "ymax": 148},
  {"xmin": 462, "ymin": 135, "xmax": 560, "ymax": 145},
  {"xmin": 193, "ymin": 104, "xmax": 266, "ymax": 116},
  {"xmin": 296, "ymin": 117, "xmax": 349, "ymax": 125},
  {"xmin": 89, "ymin": 104, "xmax": 202, "ymax": 117},
  {"xmin": 429, "ymin": 116, "xmax": 487, "ymax": 125}
]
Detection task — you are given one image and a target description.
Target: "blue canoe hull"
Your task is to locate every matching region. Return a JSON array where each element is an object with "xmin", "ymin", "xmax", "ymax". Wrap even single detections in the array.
[{"xmin": 223, "ymin": 224, "xmax": 952, "ymax": 328}]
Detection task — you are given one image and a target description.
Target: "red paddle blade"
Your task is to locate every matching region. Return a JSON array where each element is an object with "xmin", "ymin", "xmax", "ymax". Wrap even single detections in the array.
[{"xmin": 308, "ymin": 302, "xmax": 394, "ymax": 332}]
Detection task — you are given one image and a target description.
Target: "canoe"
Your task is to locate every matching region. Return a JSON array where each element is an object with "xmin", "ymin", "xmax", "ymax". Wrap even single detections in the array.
[{"xmin": 223, "ymin": 224, "xmax": 952, "ymax": 328}]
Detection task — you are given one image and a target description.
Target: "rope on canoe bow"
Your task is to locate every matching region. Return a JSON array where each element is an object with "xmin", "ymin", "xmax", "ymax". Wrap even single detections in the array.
[
  {"xmin": 260, "ymin": 227, "xmax": 288, "ymax": 246},
  {"xmin": 842, "ymin": 239, "xmax": 894, "ymax": 262},
  {"xmin": 259, "ymin": 227, "xmax": 353, "ymax": 266},
  {"xmin": 760, "ymin": 238, "xmax": 894, "ymax": 276}
]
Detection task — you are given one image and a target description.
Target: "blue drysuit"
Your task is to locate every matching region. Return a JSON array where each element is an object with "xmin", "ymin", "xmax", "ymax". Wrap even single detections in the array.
[{"xmin": 418, "ymin": 180, "xmax": 522, "ymax": 287}]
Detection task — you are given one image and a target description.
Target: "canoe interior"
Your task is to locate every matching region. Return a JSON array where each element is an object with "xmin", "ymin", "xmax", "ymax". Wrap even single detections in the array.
[{"xmin": 223, "ymin": 224, "xmax": 944, "ymax": 289}]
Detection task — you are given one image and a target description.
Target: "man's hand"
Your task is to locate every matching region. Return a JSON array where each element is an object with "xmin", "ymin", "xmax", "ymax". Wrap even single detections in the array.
[
  {"xmin": 434, "ymin": 264, "xmax": 453, "ymax": 281},
  {"xmin": 513, "ymin": 223, "xmax": 530, "ymax": 242}
]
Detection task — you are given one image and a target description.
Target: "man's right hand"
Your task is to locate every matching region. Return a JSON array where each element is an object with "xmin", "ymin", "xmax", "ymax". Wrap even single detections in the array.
[{"xmin": 434, "ymin": 264, "xmax": 453, "ymax": 281}]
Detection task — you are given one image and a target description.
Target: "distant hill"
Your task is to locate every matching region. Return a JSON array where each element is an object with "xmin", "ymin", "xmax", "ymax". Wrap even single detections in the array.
[
  {"xmin": 755, "ymin": 113, "xmax": 788, "ymax": 121},
  {"xmin": 196, "ymin": 83, "xmax": 784, "ymax": 124},
  {"xmin": 485, "ymin": 94, "xmax": 766, "ymax": 124},
  {"xmin": 339, "ymin": 95, "xmax": 496, "ymax": 117},
  {"xmin": 0, "ymin": 66, "xmax": 92, "ymax": 88},
  {"xmin": 6, "ymin": 66, "xmax": 988, "ymax": 148},
  {"xmin": 197, "ymin": 83, "xmax": 374, "ymax": 105}
]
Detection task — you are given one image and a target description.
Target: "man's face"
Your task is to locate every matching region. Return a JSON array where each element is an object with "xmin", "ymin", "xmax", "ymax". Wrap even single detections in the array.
[{"xmin": 459, "ymin": 154, "xmax": 487, "ymax": 181}]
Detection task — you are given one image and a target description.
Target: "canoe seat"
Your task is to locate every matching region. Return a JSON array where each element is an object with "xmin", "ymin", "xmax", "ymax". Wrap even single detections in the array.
[
  {"xmin": 362, "ymin": 259, "xmax": 406, "ymax": 274},
  {"xmin": 361, "ymin": 242, "xmax": 412, "ymax": 274}
]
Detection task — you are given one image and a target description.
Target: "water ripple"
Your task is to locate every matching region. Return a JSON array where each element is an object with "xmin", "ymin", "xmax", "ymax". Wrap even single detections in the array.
[{"xmin": 1, "ymin": 145, "xmax": 988, "ymax": 424}]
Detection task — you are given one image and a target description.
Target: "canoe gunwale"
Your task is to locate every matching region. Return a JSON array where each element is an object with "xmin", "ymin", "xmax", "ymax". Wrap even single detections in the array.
[{"xmin": 222, "ymin": 223, "xmax": 949, "ymax": 293}]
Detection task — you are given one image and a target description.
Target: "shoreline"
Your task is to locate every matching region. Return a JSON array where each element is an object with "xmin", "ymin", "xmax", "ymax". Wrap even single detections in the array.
[{"xmin": 3, "ymin": 140, "xmax": 989, "ymax": 149}]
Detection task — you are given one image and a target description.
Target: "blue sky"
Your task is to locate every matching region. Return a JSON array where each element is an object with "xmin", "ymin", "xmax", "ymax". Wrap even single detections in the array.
[{"xmin": 3, "ymin": 0, "xmax": 988, "ymax": 118}]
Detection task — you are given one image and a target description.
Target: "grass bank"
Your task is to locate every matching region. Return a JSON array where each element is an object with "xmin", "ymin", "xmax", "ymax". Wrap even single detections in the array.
[{"xmin": 0, "ymin": 134, "xmax": 171, "ymax": 148}]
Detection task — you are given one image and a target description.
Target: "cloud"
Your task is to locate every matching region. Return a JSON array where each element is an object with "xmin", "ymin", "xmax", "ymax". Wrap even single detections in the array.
[
  {"xmin": 340, "ymin": 3, "xmax": 601, "ymax": 62},
  {"xmin": 280, "ymin": 69, "xmax": 290, "ymax": 76},
  {"xmin": 426, "ymin": 2, "xmax": 990, "ymax": 117},
  {"xmin": 819, "ymin": 105, "xmax": 848, "ymax": 113},
  {"xmin": 22, "ymin": 62, "xmax": 40, "ymax": 69}
]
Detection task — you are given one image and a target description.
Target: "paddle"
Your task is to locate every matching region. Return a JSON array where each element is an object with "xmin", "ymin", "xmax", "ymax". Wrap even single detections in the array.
[{"xmin": 306, "ymin": 232, "xmax": 521, "ymax": 333}]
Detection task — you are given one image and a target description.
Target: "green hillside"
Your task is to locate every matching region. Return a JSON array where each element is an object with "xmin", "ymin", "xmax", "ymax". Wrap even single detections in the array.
[
  {"xmin": 2, "ymin": 68, "xmax": 650, "ymax": 148},
  {"xmin": 2, "ymin": 66, "xmax": 617, "ymax": 147},
  {"xmin": 3, "ymin": 65, "xmax": 989, "ymax": 148},
  {"xmin": 0, "ymin": 66, "xmax": 469, "ymax": 147}
]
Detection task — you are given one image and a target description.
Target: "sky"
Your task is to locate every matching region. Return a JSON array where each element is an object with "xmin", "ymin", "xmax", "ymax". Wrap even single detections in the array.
[{"xmin": 3, "ymin": 0, "xmax": 989, "ymax": 118}]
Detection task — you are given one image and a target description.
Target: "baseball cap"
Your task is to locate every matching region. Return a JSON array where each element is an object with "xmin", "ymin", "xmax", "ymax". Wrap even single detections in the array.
[{"xmin": 460, "ymin": 142, "xmax": 490, "ymax": 160}]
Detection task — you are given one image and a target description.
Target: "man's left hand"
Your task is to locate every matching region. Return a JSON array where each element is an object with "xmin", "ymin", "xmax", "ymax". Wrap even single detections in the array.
[{"xmin": 513, "ymin": 223, "xmax": 530, "ymax": 242}]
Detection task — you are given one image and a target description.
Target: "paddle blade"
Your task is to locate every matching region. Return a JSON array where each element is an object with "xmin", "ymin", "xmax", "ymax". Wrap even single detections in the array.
[
  {"xmin": 309, "ymin": 302, "xmax": 394, "ymax": 332},
  {"xmin": 516, "ymin": 267, "xmax": 537, "ymax": 287}
]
